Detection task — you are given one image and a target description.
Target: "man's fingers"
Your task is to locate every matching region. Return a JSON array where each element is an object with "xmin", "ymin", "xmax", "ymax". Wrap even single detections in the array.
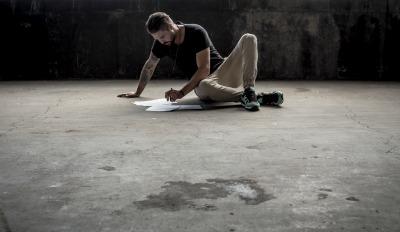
[
  {"xmin": 165, "ymin": 89, "xmax": 173, "ymax": 100},
  {"xmin": 118, "ymin": 93, "xmax": 138, "ymax": 98},
  {"xmin": 168, "ymin": 91, "xmax": 178, "ymax": 102}
]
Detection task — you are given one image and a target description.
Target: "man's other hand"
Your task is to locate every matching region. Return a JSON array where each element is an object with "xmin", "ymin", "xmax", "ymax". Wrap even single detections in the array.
[{"xmin": 117, "ymin": 92, "xmax": 140, "ymax": 98}]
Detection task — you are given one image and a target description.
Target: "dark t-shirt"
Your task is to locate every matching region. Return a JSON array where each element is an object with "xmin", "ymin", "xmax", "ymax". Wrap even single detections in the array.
[{"xmin": 151, "ymin": 23, "xmax": 224, "ymax": 79}]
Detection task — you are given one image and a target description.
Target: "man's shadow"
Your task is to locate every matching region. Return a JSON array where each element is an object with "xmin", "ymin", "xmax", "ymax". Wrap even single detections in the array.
[{"xmin": 176, "ymin": 97, "xmax": 282, "ymax": 111}]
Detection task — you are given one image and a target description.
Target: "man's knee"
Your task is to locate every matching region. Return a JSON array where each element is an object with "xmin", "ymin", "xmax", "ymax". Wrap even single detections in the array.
[
  {"xmin": 241, "ymin": 33, "xmax": 257, "ymax": 45},
  {"xmin": 195, "ymin": 79, "xmax": 215, "ymax": 100}
]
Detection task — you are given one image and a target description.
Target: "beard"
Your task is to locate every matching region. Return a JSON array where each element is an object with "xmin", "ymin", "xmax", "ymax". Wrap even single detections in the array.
[{"xmin": 163, "ymin": 32, "xmax": 177, "ymax": 46}]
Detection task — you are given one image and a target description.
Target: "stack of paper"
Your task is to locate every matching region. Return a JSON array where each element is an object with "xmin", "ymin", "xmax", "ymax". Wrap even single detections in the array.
[{"xmin": 133, "ymin": 98, "xmax": 202, "ymax": 112}]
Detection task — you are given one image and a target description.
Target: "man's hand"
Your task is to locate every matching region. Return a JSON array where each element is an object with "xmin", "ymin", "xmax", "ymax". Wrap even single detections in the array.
[
  {"xmin": 117, "ymin": 92, "xmax": 140, "ymax": 98},
  {"xmin": 165, "ymin": 89, "xmax": 184, "ymax": 102}
]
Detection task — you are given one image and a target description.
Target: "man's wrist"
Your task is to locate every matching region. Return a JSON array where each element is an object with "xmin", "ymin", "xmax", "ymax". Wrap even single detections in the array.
[{"xmin": 179, "ymin": 90, "xmax": 185, "ymax": 97}]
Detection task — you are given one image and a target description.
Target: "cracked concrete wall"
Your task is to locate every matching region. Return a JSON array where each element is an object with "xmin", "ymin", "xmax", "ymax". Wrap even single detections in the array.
[{"xmin": 0, "ymin": 0, "xmax": 399, "ymax": 80}]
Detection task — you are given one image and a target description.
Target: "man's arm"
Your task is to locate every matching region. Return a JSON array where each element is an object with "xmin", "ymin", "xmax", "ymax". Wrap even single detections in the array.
[
  {"xmin": 135, "ymin": 52, "xmax": 160, "ymax": 96},
  {"xmin": 118, "ymin": 52, "xmax": 160, "ymax": 98},
  {"xmin": 165, "ymin": 48, "xmax": 210, "ymax": 101}
]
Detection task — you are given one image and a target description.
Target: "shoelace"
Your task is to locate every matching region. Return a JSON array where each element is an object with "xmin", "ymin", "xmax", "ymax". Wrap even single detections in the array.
[{"xmin": 246, "ymin": 90, "xmax": 257, "ymax": 102}]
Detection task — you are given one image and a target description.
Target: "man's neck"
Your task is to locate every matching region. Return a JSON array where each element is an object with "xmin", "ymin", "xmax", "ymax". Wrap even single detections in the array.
[{"xmin": 174, "ymin": 25, "xmax": 185, "ymax": 45}]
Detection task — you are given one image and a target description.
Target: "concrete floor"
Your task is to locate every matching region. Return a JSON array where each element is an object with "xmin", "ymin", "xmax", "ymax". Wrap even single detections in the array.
[{"xmin": 0, "ymin": 80, "xmax": 399, "ymax": 232}]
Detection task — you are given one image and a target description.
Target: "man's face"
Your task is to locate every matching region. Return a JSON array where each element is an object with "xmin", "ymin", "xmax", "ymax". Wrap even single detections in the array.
[{"xmin": 151, "ymin": 27, "xmax": 175, "ymax": 46}]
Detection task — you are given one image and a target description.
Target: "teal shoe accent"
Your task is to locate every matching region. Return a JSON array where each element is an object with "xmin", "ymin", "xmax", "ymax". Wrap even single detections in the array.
[{"xmin": 240, "ymin": 87, "xmax": 260, "ymax": 111}]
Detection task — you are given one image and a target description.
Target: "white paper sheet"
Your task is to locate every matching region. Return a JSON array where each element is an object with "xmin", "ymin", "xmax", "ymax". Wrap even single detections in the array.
[
  {"xmin": 134, "ymin": 98, "xmax": 175, "ymax": 106},
  {"xmin": 133, "ymin": 98, "xmax": 202, "ymax": 112},
  {"xmin": 146, "ymin": 105, "xmax": 180, "ymax": 112}
]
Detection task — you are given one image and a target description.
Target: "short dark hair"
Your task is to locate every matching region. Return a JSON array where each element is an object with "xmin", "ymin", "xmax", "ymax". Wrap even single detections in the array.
[{"xmin": 145, "ymin": 12, "xmax": 173, "ymax": 33}]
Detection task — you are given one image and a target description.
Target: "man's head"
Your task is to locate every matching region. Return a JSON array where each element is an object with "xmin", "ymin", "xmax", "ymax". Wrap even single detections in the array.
[{"xmin": 145, "ymin": 12, "xmax": 178, "ymax": 46}]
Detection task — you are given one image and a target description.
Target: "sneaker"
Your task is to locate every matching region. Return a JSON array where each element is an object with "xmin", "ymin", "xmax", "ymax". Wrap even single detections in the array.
[
  {"xmin": 240, "ymin": 87, "xmax": 260, "ymax": 111},
  {"xmin": 257, "ymin": 91, "xmax": 284, "ymax": 106}
]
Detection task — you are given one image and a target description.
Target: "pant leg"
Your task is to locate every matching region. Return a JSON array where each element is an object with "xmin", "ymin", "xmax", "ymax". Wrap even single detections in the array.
[
  {"xmin": 215, "ymin": 33, "xmax": 258, "ymax": 88},
  {"xmin": 194, "ymin": 77, "xmax": 243, "ymax": 102},
  {"xmin": 194, "ymin": 33, "xmax": 259, "ymax": 102}
]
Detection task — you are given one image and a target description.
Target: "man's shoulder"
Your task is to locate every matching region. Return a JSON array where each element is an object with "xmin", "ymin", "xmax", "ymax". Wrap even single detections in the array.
[{"xmin": 185, "ymin": 24, "xmax": 207, "ymax": 33}]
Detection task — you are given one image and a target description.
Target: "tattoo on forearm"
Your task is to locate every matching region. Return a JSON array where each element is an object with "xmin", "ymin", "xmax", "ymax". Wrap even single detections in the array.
[{"xmin": 139, "ymin": 61, "xmax": 156, "ymax": 87}]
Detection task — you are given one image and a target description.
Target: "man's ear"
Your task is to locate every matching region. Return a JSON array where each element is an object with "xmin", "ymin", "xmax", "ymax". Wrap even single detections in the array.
[{"xmin": 165, "ymin": 23, "xmax": 175, "ymax": 32}]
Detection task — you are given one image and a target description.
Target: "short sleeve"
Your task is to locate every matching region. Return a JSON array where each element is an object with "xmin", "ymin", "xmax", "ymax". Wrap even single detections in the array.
[
  {"xmin": 194, "ymin": 26, "xmax": 211, "ymax": 53},
  {"xmin": 151, "ymin": 40, "xmax": 166, "ymax": 58}
]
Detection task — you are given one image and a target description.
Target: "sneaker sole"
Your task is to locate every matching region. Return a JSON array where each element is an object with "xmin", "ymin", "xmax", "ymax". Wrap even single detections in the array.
[
  {"xmin": 241, "ymin": 102, "xmax": 260, "ymax": 111},
  {"xmin": 275, "ymin": 91, "xmax": 284, "ymax": 105},
  {"xmin": 273, "ymin": 91, "xmax": 284, "ymax": 106}
]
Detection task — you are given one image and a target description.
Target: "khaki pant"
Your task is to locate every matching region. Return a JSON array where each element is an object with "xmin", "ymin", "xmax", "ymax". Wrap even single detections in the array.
[{"xmin": 194, "ymin": 33, "xmax": 258, "ymax": 102}]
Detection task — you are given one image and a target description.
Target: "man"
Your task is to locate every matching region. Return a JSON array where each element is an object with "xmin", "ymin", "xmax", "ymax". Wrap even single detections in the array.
[{"xmin": 118, "ymin": 12, "xmax": 283, "ymax": 111}]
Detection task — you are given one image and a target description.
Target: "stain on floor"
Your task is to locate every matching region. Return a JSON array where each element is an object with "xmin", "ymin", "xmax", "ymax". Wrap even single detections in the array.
[
  {"xmin": 319, "ymin": 188, "xmax": 333, "ymax": 192},
  {"xmin": 346, "ymin": 196, "xmax": 360, "ymax": 201},
  {"xmin": 0, "ymin": 208, "xmax": 12, "ymax": 232},
  {"xmin": 318, "ymin": 193, "xmax": 328, "ymax": 200},
  {"xmin": 134, "ymin": 178, "xmax": 275, "ymax": 211},
  {"xmin": 188, "ymin": 203, "xmax": 217, "ymax": 211},
  {"xmin": 296, "ymin": 88, "xmax": 311, "ymax": 92},
  {"xmin": 65, "ymin": 129, "xmax": 81, "ymax": 133},
  {"xmin": 98, "ymin": 166, "xmax": 116, "ymax": 171},
  {"xmin": 246, "ymin": 145, "xmax": 262, "ymax": 150},
  {"xmin": 30, "ymin": 131, "xmax": 49, "ymax": 134}
]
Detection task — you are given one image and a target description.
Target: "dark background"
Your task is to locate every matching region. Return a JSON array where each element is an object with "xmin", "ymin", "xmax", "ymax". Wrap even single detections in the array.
[{"xmin": 0, "ymin": 0, "xmax": 399, "ymax": 80}]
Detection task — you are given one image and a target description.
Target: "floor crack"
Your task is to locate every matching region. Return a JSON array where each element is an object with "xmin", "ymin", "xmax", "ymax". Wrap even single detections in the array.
[
  {"xmin": 384, "ymin": 135, "xmax": 398, "ymax": 154},
  {"xmin": 344, "ymin": 106, "xmax": 371, "ymax": 129},
  {"xmin": 34, "ymin": 97, "xmax": 63, "ymax": 119},
  {"xmin": 7, "ymin": 119, "xmax": 25, "ymax": 133}
]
